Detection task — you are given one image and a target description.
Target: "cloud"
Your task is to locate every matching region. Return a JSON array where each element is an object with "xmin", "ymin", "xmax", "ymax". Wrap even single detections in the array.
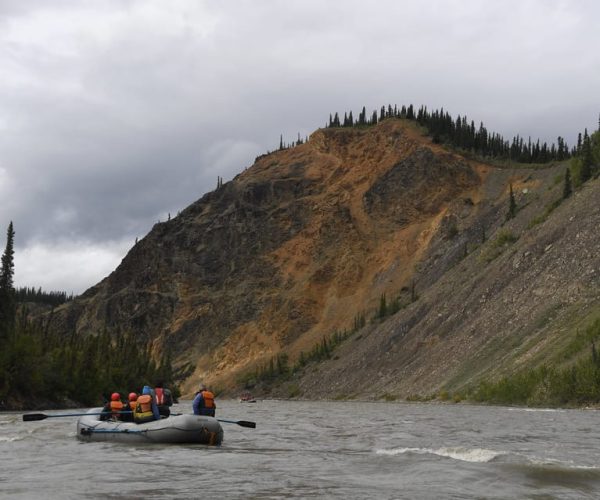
[
  {"xmin": 14, "ymin": 238, "xmax": 132, "ymax": 294},
  {"xmin": 1, "ymin": 0, "xmax": 599, "ymax": 292}
]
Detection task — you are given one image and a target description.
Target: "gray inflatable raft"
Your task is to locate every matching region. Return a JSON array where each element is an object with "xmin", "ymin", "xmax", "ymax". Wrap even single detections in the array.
[{"xmin": 77, "ymin": 408, "xmax": 223, "ymax": 445}]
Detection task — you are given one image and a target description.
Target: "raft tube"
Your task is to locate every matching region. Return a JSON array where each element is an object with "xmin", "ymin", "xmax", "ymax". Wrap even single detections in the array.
[{"xmin": 76, "ymin": 408, "xmax": 223, "ymax": 445}]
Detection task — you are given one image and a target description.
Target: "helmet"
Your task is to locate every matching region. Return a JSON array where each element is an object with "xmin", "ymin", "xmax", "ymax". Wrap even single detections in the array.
[
  {"xmin": 111, "ymin": 392, "xmax": 121, "ymax": 401},
  {"xmin": 142, "ymin": 385, "xmax": 152, "ymax": 395},
  {"xmin": 128, "ymin": 392, "xmax": 138, "ymax": 401}
]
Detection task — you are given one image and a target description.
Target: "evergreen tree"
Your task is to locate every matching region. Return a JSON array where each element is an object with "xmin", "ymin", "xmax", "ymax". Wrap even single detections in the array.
[
  {"xmin": 0, "ymin": 222, "xmax": 15, "ymax": 292},
  {"xmin": 0, "ymin": 222, "xmax": 16, "ymax": 341},
  {"xmin": 506, "ymin": 184, "xmax": 517, "ymax": 220},
  {"xmin": 359, "ymin": 106, "xmax": 366, "ymax": 125},
  {"xmin": 410, "ymin": 280, "xmax": 417, "ymax": 302},
  {"xmin": 378, "ymin": 293, "xmax": 388, "ymax": 319},
  {"xmin": 563, "ymin": 168, "xmax": 572, "ymax": 199},
  {"xmin": 580, "ymin": 135, "xmax": 593, "ymax": 183}
]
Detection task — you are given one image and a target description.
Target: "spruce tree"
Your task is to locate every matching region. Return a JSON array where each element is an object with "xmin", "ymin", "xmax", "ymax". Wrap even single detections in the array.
[
  {"xmin": 581, "ymin": 135, "xmax": 593, "ymax": 183},
  {"xmin": 0, "ymin": 222, "xmax": 15, "ymax": 291},
  {"xmin": 0, "ymin": 222, "xmax": 16, "ymax": 341},
  {"xmin": 563, "ymin": 168, "xmax": 572, "ymax": 199},
  {"xmin": 410, "ymin": 280, "xmax": 417, "ymax": 302},
  {"xmin": 378, "ymin": 293, "xmax": 388, "ymax": 319},
  {"xmin": 506, "ymin": 184, "xmax": 517, "ymax": 220}
]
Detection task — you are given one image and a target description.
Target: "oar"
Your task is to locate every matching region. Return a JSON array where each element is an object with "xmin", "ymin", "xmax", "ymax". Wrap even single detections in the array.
[
  {"xmin": 23, "ymin": 411, "xmax": 132, "ymax": 422},
  {"xmin": 217, "ymin": 418, "xmax": 256, "ymax": 428},
  {"xmin": 170, "ymin": 413, "xmax": 256, "ymax": 428}
]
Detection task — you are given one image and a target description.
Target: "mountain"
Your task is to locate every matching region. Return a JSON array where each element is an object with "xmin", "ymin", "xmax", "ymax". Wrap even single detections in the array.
[{"xmin": 50, "ymin": 118, "xmax": 600, "ymax": 399}]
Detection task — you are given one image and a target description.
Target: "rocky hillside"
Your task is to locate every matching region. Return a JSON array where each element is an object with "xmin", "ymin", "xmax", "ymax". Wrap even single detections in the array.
[{"xmin": 50, "ymin": 118, "xmax": 600, "ymax": 398}]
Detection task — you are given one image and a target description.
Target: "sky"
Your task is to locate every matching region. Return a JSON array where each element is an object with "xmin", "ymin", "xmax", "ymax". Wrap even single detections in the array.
[{"xmin": 1, "ymin": 0, "xmax": 599, "ymax": 294}]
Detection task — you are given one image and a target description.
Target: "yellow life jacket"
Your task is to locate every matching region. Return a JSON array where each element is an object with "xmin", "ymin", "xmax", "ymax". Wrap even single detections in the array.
[{"xmin": 134, "ymin": 394, "xmax": 154, "ymax": 423}]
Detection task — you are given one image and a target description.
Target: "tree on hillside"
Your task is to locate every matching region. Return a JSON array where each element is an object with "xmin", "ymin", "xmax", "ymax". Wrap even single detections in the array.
[
  {"xmin": 377, "ymin": 293, "xmax": 388, "ymax": 319},
  {"xmin": 506, "ymin": 184, "xmax": 517, "ymax": 220},
  {"xmin": 591, "ymin": 130, "xmax": 600, "ymax": 177},
  {"xmin": 580, "ymin": 132, "xmax": 593, "ymax": 183},
  {"xmin": 563, "ymin": 168, "xmax": 572, "ymax": 199}
]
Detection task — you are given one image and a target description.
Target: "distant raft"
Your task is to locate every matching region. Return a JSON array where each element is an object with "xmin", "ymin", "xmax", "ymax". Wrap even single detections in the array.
[{"xmin": 77, "ymin": 408, "xmax": 223, "ymax": 445}]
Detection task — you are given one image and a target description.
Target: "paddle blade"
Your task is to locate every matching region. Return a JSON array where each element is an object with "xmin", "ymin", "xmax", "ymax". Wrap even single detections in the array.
[
  {"xmin": 217, "ymin": 418, "xmax": 256, "ymax": 428},
  {"xmin": 22, "ymin": 413, "xmax": 48, "ymax": 421}
]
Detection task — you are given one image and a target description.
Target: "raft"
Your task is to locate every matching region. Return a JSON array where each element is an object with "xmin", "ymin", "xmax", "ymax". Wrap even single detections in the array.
[{"xmin": 76, "ymin": 408, "xmax": 223, "ymax": 445}]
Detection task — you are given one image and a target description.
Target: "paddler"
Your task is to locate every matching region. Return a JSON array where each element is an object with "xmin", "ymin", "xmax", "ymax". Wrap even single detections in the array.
[{"xmin": 192, "ymin": 384, "xmax": 216, "ymax": 417}]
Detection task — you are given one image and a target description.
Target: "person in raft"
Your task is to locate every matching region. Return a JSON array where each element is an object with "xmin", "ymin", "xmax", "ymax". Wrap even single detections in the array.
[
  {"xmin": 154, "ymin": 381, "xmax": 173, "ymax": 417},
  {"xmin": 120, "ymin": 392, "xmax": 137, "ymax": 422},
  {"xmin": 134, "ymin": 386, "xmax": 160, "ymax": 424},
  {"xmin": 100, "ymin": 392, "xmax": 126, "ymax": 421},
  {"xmin": 192, "ymin": 384, "xmax": 216, "ymax": 417}
]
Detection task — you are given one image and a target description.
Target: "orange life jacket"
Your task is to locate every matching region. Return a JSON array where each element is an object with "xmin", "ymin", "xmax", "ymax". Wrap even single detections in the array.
[
  {"xmin": 110, "ymin": 400, "xmax": 124, "ymax": 419},
  {"xmin": 134, "ymin": 394, "xmax": 154, "ymax": 422},
  {"xmin": 129, "ymin": 401, "xmax": 137, "ymax": 412},
  {"xmin": 201, "ymin": 390, "xmax": 215, "ymax": 409}
]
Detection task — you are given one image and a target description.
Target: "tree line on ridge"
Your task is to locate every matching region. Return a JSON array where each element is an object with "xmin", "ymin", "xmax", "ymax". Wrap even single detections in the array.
[{"xmin": 325, "ymin": 104, "xmax": 593, "ymax": 164}]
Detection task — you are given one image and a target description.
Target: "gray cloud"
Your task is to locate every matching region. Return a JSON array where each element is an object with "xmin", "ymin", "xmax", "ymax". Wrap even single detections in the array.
[{"xmin": 1, "ymin": 0, "xmax": 599, "ymax": 292}]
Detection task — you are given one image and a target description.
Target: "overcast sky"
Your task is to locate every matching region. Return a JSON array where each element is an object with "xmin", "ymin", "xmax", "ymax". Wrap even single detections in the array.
[{"xmin": 1, "ymin": 0, "xmax": 599, "ymax": 294}]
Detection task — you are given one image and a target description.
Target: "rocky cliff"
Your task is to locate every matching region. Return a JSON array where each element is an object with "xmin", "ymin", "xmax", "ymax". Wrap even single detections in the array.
[{"xmin": 51, "ymin": 119, "xmax": 600, "ymax": 398}]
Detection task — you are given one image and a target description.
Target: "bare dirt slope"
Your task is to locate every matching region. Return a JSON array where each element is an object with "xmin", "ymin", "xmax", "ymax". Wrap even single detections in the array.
[{"xmin": 280, "ymin": 174, "xmax": 600, "ymax": 399}]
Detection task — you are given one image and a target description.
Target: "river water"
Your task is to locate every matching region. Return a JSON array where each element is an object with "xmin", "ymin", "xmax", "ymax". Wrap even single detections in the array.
[{"xmin": 2, "ymin": 400, "xmax": 600, "ymax": 499}]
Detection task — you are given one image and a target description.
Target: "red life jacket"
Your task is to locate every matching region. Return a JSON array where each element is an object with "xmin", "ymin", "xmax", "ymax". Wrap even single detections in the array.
[{"xmin": 155, "ymin": 387, "xmax": 165, "ymax": 406}]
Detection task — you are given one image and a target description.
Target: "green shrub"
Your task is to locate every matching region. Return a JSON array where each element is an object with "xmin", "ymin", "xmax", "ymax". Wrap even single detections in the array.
[{"xmin": 287, "ymin": 383, "xmax": 301, "ymax": 398}]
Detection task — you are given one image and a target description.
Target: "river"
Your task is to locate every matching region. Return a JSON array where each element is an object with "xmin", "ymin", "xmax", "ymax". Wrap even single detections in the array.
[{"xmin": 1, "ymin": 400, "xmax": 600, "ymax": 499}]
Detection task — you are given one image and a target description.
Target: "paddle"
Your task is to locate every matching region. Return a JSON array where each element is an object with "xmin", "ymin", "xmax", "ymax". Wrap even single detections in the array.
[
  {"xmin": 169, "ymin": 413, "xmax": 256, "ymax": 428},
  {"xmin": 217, "ymin": 418, "xmax": 256, "ymax": 428},
  {"xmin": 23, "ymin": 411, "xmax": 132, "ymax": 422}
]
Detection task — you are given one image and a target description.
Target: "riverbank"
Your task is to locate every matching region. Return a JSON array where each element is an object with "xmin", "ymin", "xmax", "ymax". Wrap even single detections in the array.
[{"xmin": 0, "ymin": 395, "xmax": 82, "ymax": 412}]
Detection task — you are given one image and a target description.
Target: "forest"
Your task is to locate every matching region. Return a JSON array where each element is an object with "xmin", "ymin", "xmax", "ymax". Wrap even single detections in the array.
[{"xmin": 0, "ymin": 222, "xmax": 180, "ymax": 409}]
